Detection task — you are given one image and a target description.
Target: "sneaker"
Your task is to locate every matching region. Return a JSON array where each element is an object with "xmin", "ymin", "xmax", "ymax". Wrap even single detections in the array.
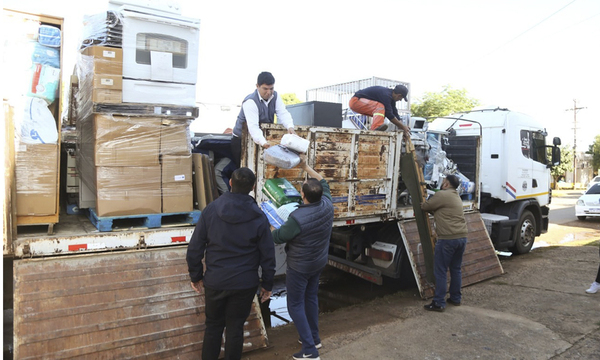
[
  {"xmin": 298, "ymin": 339, "xmax": 322, "ymax": 349},
  {"xmin": 585, "ymin": 281, "xmax": 600, "ymax": 294},
  {"xmin": 423, "ymin": 301, "xmax": 445, "ymax": 312},
  {"xmin": 446, "ymin": 298, "xmax": 461, "ymax": 306},
  {"xmin": 293, "ymin": 351, "xmax": 320, "ymax": 360},
  {"xmin": 374, "ymin": 124, "xmax": 388, "ymax": 131}
]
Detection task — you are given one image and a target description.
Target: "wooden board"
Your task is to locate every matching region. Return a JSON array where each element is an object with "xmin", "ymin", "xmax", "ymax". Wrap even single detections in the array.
[
  {"xmin": 201, "ymin": 154, "xmax": 214, "ymax": 204},
  {"xmin": 400, "ymin": 212, "xmax": 505, "ymax": 299},
  {"xmin": 13, "ymin": 247, "xmax": 269, "ymax": 359},
  {"xmin": 192, "ymin": 153, "xmax": 208, "ymax": 210},
  {"xmin": 400, "ymin": 138, "xmax": 435, "ymax": 282}
]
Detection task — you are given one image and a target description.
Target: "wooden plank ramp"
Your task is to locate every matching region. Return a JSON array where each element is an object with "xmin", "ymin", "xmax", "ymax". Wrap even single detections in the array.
[{"xmin": 400, "ymin": 212, "xmax": 504, "ymax": 299}]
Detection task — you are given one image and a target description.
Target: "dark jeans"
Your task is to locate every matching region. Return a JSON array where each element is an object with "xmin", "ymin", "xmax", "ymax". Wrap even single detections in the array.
[
  {"xmin": 202, "ymin": 286, "xmax": 257, "ymax": 360},
  {"xmin": 433, "ymin": 237, "xmax": 467, "ymax": 307},
  {"xmin": 286, "ymin": 266, "xmax": 323, "ymax": 355},
  {"xmin": 596, "ymin": 246, "xmax": 600, "ymax": 283}
]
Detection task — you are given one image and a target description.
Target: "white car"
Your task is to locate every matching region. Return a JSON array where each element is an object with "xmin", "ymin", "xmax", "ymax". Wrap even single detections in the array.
[
  {"xmin": 587, "ymin": 176, "xmax": 600, "ymax": 190},
  {"xmin": 576, "ymin": 183, "xmax": 600, "ymax": 220}
]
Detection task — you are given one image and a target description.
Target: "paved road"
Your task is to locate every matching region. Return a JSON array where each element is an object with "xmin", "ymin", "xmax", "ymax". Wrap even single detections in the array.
[{"xmin": 246, "ymin": 190, "xmax": 600, "ymax": 360}]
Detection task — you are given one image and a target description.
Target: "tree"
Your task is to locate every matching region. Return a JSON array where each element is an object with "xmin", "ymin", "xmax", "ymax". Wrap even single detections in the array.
[
  {"xmin": 411, "ymin": 85, "xmax": 480, "ymax": 120},
  {"xmin": 281, "ymin": 93, "xmax": 301, "ymax": 105},
  {"xmin": 551, "ymin": 145, "xmax": 573, "ymax": 184},
  {"xmin": 586, "ymin": 134, "xmax": 600, "ymax": 174}
]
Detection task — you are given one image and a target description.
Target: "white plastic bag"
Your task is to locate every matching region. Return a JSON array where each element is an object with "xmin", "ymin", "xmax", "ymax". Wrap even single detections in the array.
[
  {"xmin": 263, "ymin": 145, "xmax": 300, "ymax": 169},
  {"xmin": 276, "ymin": 202, "xmax": 299, "ymax": 222},
  {"xmin": 16, "ymin": 97, "xmax": 58, "ymax": 144},
  {"xmin": 281, "ymin": 133, "xmax": 310, "ymax": 153}
]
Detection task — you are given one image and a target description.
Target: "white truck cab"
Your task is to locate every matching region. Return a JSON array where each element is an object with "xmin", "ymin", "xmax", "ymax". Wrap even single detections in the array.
[{"xmin": 430, "ymin": 107, "xmax": 561, "ymax": 254}]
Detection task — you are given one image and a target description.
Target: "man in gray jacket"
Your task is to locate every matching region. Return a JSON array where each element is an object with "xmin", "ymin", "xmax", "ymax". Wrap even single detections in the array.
[
  {"xmin": 272, "ymin": 156, "xmax": 334, "ymax": 360},
  {"xmin": 421, "ymin": 174, "xmax": 468, "ymax": 312}
]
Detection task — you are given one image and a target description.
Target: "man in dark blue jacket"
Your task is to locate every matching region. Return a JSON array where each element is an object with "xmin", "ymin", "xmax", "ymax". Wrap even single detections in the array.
[
  {"xmin": 272, "ymin": 156, "xmax": 334, "ymax": 360},
  {"xmin": 187, "ymin": 167, "xmax": 275, "ymax": 360}
]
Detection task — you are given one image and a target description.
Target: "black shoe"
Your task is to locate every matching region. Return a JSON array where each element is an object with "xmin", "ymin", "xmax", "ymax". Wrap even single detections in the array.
[
  {"xmin": 298, "ymin": 339, "xmax": 322, "ymax": 349},
  {"xmin": 374, "ymin": 124, "xmax": 388, "ymax": 131},
  {"xmin": 424, "ymin": 301, "xmax": 445, "ymax": 312},
  {"xmin": 446, "ymin": 298, "xmax": 461, "ymax": 306}
]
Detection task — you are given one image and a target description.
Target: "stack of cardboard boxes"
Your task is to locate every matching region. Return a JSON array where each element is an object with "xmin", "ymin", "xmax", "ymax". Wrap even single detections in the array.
[{"xmin": 76, "ymin": 45, "xmax": 194, "ymax": 218}]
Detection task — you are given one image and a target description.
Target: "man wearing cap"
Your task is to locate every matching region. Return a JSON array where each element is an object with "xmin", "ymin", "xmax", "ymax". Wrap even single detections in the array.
[
  {"xmin": 231, "ymin": 71, "xmax": 296, "ymax": 167},
  {"xmin": 421, "ymin": 174, "xmax": 468, "ymax": 312},
  {"xmin": 349, "ymin": 84, "xmax": 411, "ymax": 137}
]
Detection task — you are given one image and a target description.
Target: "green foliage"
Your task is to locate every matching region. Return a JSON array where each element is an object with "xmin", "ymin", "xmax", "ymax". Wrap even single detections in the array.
[
  {"xmin": 586, "ymin": 134, "xmax": 600, "ymax": 173},
  {"xmin": 551, "ymin": 145, "xmax": 574, "ymax": 182},
  {"xmin": 411, "ymin": 85, "xmax": 480, "ymax": 120},
  {"xmin": 281, "ymin": 93, "xmax": 302, "ymax": 105}
]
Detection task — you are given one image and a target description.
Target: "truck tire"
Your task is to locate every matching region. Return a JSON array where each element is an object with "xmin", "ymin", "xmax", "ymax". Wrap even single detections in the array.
[
  {"xmin": 577, "ymin": 216, "xmax": 587, "ymax": 221},
  {"xmin": 511, "ymin": 210, "xmax": 535, "ymax": 254}
]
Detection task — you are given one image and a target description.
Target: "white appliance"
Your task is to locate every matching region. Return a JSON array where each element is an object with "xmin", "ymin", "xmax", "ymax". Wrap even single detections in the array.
[
  {"xmin": 119, "ymin": 8, "xmax": 200, "ymax": 85},
  {"xmin": 107, "ymin": 1, "xmax": 200, "ymax": 106},
  {"xmin": 122, "ymin": 79, "xmax": 195, "ymax": 106}
]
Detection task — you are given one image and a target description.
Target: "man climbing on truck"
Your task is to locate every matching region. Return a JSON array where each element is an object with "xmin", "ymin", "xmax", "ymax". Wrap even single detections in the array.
[{"xmin": 349, "ymin": 84, "xmax": 411, "ymax": 138}]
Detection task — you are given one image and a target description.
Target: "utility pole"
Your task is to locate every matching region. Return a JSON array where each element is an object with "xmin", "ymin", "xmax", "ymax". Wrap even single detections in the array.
[{"xmin": 566, "ymin": 100, "xmax": 586, "ymax": 184}]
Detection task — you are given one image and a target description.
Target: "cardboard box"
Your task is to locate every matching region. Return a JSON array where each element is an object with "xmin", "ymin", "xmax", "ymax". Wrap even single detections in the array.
[
  {"xmin": 15, "ymin": 143, "xmax": 58, "ymax": 216},
  {"xmin": 162, "ymin": 182, "xmax": 193, "ymax": 213},
  {"xmin": 160, "ymin": 122, "xmax": 191, "ymax": 155},
  {"xmin": 82, "ymin": 46, "xmax": 123, "ymax": 75},
  {"xmin": 96, "ymin": 165, "xmax": 161, "ymax": 190},
  {"xmin": 92, "ymin": 115, "xmax": 161, "ymax": 166},
  {"xmin": 92, "ymin": 89, "xmax": 122, "ymax": 103},
  {"xmin": 96, "ymin": 187, "xmax": 162, "ymax": 217},
  {"xmin": 92, "ymin": 74, "xmax": 123, "ymax": 90},
  {"xmin": 96, "ymin": 166, "xmax": 161, "ymax": 217},
  {"xmin": 161, "ymin": 155, "xmax": 192, "ymax": 184}
]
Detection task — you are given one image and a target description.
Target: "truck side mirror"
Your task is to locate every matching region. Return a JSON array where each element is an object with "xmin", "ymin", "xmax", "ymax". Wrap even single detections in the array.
[
  {"xmin": 551, "ymin": 146, "xmax": 561, "ymax": 166},
  {"xmin": 553, "ymin": 137, "xmax": 561, "ymax": 146}
]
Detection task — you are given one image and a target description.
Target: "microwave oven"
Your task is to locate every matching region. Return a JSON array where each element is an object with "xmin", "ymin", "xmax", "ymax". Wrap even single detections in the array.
[{"xmin": 118, "ymin": 7, "xmax": 200, "ymax": 85}]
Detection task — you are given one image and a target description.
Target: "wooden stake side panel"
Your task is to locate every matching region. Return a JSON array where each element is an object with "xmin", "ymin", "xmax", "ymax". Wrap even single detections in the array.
[
  {"xmin": 13, "ymin": 247, "xmax": 268, "ymax": 359},
  {"xmin": 255, "ymin": 125, "xmax": 397, "ymax": 220}
]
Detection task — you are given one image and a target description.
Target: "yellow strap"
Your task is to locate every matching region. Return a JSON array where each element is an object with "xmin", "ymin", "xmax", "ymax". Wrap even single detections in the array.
[{"xmin": 373, "ymin": 112, "xmax": 385, "ymax": 117}]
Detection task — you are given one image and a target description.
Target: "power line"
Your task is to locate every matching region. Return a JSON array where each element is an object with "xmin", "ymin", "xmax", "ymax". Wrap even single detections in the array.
[{"xmin": 482, "ymin": 0, "xmax": 578, "ymax": 58}]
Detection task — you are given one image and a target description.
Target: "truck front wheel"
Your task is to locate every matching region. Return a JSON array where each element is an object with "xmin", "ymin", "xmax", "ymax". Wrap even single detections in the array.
[{"xmin": 511, "ymin": 210, "xmax": 536, "ymax": 254}]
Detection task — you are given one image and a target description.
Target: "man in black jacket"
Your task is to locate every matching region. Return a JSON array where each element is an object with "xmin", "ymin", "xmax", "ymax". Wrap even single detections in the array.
[{"xmin": 187, "ymin": 167, "xmax": 276, "ymax": 360}]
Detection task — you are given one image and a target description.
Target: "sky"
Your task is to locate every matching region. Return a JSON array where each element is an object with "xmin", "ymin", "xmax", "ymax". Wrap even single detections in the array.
[{"xmin": 5, "ymin": 0, "xmax": 600, "ymax": 151}]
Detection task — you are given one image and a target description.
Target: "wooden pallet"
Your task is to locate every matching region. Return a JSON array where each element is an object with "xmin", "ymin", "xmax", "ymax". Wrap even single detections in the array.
[
  {"xmin": 93, "ymin": 103, "xmax": 199, "ymax": 119},
  {"xmin": 87, "ymin": 208, "xmax": 202, "ymax": 232}
]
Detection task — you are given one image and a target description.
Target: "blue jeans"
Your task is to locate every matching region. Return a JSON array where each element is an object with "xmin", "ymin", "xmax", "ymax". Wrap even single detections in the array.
[
  {"xmin": 433, "ymin": 237, "xmax": 467, "ymax": 307},
  {"xmin": 286, "ymin": 266, "xmax": 323, "ymax": 355},
  {"xmin": 202, "ymin": 286, "xmax": 257, "ymax": 360}
]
